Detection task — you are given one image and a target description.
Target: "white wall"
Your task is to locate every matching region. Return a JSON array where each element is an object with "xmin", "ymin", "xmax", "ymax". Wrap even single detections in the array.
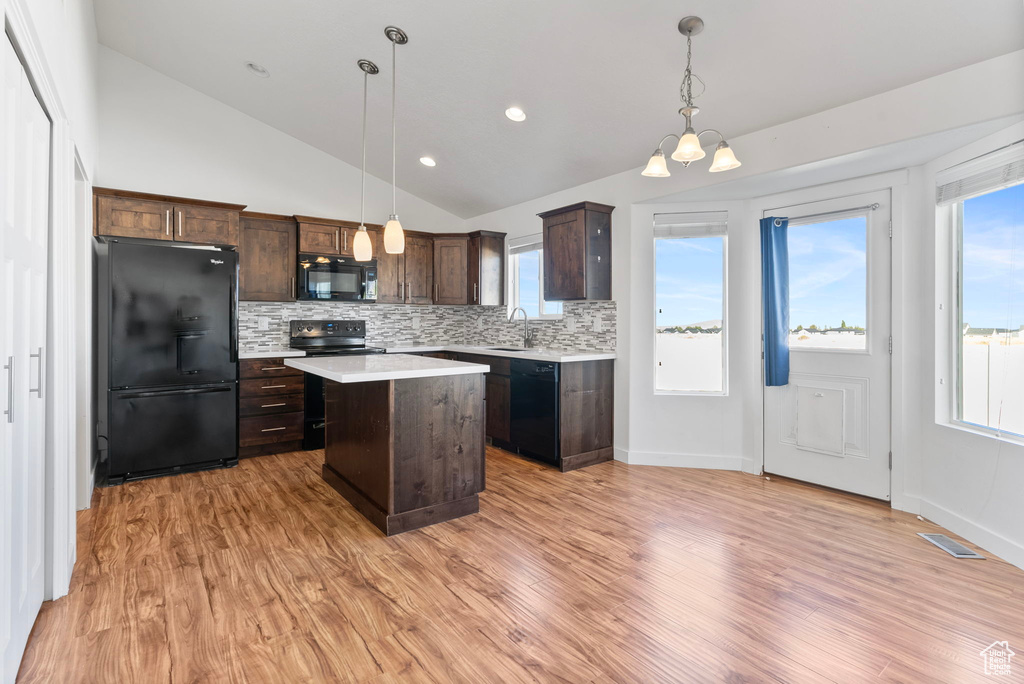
[
  {"xmin": 464, "ymin": 50, "xmax": 1024, "ymax": 565},
  {"xmin": 900, "ymin": 122, "xmax": 1024, "ymax": 569},
  {"xmin": 96, "ymin": 46, "xmax": 466, "ymax": 232},
  {"xmin": 16, "ymin": 0, "xmax": 98, "ymax": 173}
]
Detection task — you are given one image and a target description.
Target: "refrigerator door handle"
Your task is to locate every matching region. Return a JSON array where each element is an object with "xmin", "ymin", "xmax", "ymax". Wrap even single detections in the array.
[{"xmin": 118, "ymin": 386, "xmax": 233, "ymax": 400}]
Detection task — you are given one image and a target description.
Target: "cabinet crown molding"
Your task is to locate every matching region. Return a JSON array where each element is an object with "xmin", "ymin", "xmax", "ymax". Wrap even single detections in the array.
[
  {"xmin": 537, "ymin": 201, "xmax": 615, "ymax": 218},
  {"xmin": 93, "ymin": 187, "xmax": 247, "ymax": 212}
]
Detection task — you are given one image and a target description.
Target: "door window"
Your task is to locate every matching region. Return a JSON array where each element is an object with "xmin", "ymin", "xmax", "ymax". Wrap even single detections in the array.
[{"xmin": 788, "ymin": 216, "xmax": 867, "ymax": 350}]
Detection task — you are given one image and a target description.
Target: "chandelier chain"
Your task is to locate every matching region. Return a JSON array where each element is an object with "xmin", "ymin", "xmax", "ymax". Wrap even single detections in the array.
[{"xmin": 679, "ymin": 32, "xmax": 705, "ymax": 106}]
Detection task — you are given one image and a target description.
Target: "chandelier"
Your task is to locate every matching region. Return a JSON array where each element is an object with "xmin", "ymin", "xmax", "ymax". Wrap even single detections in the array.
[{"xmin": 642, "ymin": 16, "xmax": 741, "ymax": 177}]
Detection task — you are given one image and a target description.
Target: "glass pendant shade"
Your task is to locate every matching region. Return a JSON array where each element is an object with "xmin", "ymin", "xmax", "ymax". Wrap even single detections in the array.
[
  {"xmin": 708, "ymin": 141, "xmax": 741, "ymax": 172},
  {"xmin": 383, "ymin": 216, "xmax": 405, "ymax": 254},
  {"xmin": 671, "ymin": 128, "xmax": 706, "ymax": 162},
  {"xmin": 641, "ymin": 149, "xmax": 671, "ymax": 177},
  {"xmin": 352, "ymin": 226, "xmax": 373, "ymax": 261}
]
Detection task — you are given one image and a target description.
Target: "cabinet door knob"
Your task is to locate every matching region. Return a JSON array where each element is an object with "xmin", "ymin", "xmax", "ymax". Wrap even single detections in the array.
[
  {"xmin": 178, "ymin": 210, "xmax": 183, "ymax": 237},
  {"xmin": 165, "ymin": 210, "xmax": 170, "ymax": 236},
  {"xmin": 474, "ymin": 283, "xmax": 478, "ymax": 302}
]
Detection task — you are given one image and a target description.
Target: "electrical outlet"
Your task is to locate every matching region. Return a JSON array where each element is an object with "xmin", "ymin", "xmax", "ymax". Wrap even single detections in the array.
[
  {"xmin": 592, "ymin": 317, "xmax": 602, "ymax": 333},
  {"xmin": 477, "ymin": 317, "xmax": 484, "ymax": 329},
  {"xmin": 412, "ymin": 315, "xmax": 421, "ymax": 331},
  {"xmin": 257, "ymin": 316, "xmax": 270, "ymax": 331},
  {"xmin": 566, "ymin": 316, "xmax": 577, "ymax": 334}
]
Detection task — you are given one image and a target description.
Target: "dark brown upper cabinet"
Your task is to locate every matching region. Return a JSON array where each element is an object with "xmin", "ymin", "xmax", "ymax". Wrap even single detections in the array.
[
  {"xmin": 94, "ymin": 188, "xmax": 244, "ymax": 246},
  {"xmin": 404, "ymin": 236, "xmax": 434, "ymax": 305},
  {"xmin": 376, "ymin": 233, "xmax": 434, "ymax": 305},
  {"xmin": 538, "ymin": 201, "xmax": 613, "ymax": 301},
  {"xmin": 239, "ymin": 212, "xmax": 297, "ymax": 301},
  {"xmin": 433, "ymin": 236, "xmax": 469, "ymax": 305},
  {"xmin": 467, "ymin": 231, "xmax": 505, "ymax": 306},
  {"xmin": 295, "ymin": 216, "xmax": 362, "ymax": 257}
]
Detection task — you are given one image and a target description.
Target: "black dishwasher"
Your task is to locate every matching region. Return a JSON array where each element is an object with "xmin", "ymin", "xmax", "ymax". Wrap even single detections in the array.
[{"xmin": 510, "ymin": 359, "xmax": 560, "ymax": 466}]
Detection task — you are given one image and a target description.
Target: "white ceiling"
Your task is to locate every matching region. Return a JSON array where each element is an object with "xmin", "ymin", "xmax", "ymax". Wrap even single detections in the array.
[{"xmin": 93, "ymin": 0, "xmax": 1024, "ymax": 219}]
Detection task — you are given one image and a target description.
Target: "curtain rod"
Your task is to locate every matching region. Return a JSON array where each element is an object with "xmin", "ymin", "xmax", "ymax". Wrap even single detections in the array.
[{"xmin": 773, "ymin": 202, "xmax": 879, "ymax": 227}]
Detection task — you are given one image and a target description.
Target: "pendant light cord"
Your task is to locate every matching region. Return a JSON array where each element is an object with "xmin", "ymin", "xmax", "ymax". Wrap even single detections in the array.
[
  {"xmin": 360, "ymin": 70, "xmax": 367, "ymax": 226},
  {"xmin": 391, "ymin": 38, "xmax": 397, "ymax": 215}
]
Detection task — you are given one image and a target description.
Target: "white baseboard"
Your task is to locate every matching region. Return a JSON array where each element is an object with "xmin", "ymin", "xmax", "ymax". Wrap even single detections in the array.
[
  {"xmin": 919, "ymin": 498, "xmax": 1024, "ymax": 571},
  {"xmin": 617, "ymin": 449, "xmax": 745, "ymax": 471}
]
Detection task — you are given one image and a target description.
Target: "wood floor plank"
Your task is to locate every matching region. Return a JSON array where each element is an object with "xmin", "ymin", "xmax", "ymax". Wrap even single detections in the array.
[{"xmin": 17, "ymin": 447, "xmax": 1024, "ymax": 683}]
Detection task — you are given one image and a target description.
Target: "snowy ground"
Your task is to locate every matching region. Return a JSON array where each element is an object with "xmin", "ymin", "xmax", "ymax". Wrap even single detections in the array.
[{"xmin": 655, "ymin": 332, "xmax": 1023, "ymax": 436}]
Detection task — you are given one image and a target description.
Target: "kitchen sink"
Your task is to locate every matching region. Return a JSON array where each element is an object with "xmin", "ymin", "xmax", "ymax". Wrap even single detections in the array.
[{"xmin": 486, "ymin": 347, "xmax": 529, "ymax": 352}]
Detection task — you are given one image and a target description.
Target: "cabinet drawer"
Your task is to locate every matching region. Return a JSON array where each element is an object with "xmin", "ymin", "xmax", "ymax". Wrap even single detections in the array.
[
  {"xmin": 240, "ymin": 393, "xmax": 305, "ymax": 417},
  {"xmin": 240, "ymin": 412, "xmax": 304, "ymax": 447},
  {"xmin": 240, "ymin": 358, "xmax": 303, "ymax": 379},
  {"xmin": 240, "ymin": 375, "xmax": 304, "ymax": 397},
  {"xmin": 457, "ymin": 353, "xmax": 510, "ymax": 377}
]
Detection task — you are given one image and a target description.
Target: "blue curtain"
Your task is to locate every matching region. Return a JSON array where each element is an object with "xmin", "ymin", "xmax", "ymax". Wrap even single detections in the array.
[{"xmin": 761, "ymin": 217, "xmax": 790, "ymax": 386}]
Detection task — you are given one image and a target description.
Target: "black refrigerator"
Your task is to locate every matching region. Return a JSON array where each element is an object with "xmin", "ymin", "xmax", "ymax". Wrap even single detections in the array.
[{"xmin": 95, "ymin": 238, "xmax": 239, "ymax": 483}]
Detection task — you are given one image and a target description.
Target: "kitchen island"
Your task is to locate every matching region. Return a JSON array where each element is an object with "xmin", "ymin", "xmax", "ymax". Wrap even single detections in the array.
[{"xmin": 285, "ymin": 354, "xmax": 489, "ymax": 535}]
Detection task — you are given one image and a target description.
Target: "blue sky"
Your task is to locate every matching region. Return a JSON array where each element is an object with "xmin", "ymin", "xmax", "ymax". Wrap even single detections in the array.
[
  {"xmin": 962, "ymin": 183, "xmax": 1024, "ymax": 329},
  {"xmin": 654, "ymin": 184, "xmax": 1024, "ymax": 331},
  {"xmin": 787, "ymin": 217, "xmax": 866, "ymax": 330},
  {"xmin": 655, "ymin": 237, "xmax": 724, "ymax": 327}
]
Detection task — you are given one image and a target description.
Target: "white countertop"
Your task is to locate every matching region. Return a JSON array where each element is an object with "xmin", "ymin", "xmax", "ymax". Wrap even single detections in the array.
[
  {"xmin": 383, "ymin": 344, "xmax": 617, "ymax": 363},
  {"xmin": 239, "ymin": 348, "xmax": 306, "ymax": 360},
  {"xmin": 285, "ymin": 354, "xmax": 489, "ymax": 384},
  {"xmin": 240, "ymin": 344, "xmax": 615, "ymax": 363}
]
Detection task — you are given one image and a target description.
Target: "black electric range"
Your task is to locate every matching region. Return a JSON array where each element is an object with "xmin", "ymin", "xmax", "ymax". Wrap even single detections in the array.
[{"xmin": 289, "ymin": 319, "xmax": 386, "ymax": 449}]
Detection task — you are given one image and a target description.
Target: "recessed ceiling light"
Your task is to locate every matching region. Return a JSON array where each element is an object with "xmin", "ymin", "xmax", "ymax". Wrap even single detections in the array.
[
  {"xmin": 245, "ymin": 62, "xmax": 270, "ymax": 78},
  {"xmin": 505, "ymin": 107, "xmax": 526, "ymax": 122},
  {"xmin": 419, "ymin": 156, "xmax": 436, "ymax": 167}
]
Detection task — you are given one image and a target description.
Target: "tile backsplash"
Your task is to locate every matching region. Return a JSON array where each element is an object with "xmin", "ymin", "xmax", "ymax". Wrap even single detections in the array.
[{"xmin": 238, "ymin": 301, "xmax": 616, "ymax": 353}]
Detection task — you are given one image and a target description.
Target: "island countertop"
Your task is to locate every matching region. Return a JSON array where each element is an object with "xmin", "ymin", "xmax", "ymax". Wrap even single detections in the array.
[{"xmin": 285, "ymin": 354, "xmax": 489, "ymax": 384}]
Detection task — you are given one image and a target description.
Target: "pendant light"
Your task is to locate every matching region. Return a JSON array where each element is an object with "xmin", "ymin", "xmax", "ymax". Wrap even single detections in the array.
[
  {"xmin": 641, "ymin": 16, "xmax": 741, "ymax": 177},
  {"xmin": 383, "ymin": 26, "xmax": 408, "ymax": 254},
  {"xmin": 353, "ymin": 59, "xmax": 378, "ymax": 262}
]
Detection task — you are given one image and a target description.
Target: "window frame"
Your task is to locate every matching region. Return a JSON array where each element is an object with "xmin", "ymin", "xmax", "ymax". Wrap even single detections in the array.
[
  {"xmin": 507, "ymin": 235, "xmax": 563, "ymax": 320},
  {"xmin": 652, "ymin": 218, "xmax": 729, "ymax": 397},
  {"xmin": 949, "ymin": 189, "xmax": 1024, "ymax": 442}
]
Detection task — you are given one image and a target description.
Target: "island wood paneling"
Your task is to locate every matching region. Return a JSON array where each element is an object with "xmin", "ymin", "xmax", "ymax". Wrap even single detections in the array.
[
  {"xmin": 322, "ymin": 373, "xmax": 485, "ymax": 535},
  {"xmin": 17, "ymin": 447, "xmax": 1024, "ymax": 683},
  {"xmin": 559, "ymin": 358, "xmax": 614, "ymax": 471},
  {"xmin": 392, "ymin": 374, "xmax": 484, "ymax": 513}
]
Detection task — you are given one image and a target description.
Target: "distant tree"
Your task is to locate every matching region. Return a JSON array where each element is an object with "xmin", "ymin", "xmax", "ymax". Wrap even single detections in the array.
[
  {"xmin": 841, "ymin": 319, "xmax": 847, "ymax": 328},
  {"xmin": 794, "ymin": 324, "xmax": 803, "ymax": 332},
  {"xmin": 808, "ymin": 324, "xmax": 818, "ymax": 331}
]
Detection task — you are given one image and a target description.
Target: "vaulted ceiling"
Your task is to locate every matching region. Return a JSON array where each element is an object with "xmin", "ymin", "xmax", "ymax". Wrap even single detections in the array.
[{"xmin": 94, "ymin": 0, "xmax": 1024, "ymax": 218}]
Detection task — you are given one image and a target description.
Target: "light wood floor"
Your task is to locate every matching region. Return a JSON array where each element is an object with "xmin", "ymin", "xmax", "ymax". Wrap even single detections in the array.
[{"xmin": 18, "ymin": 447, "xmax": 1024, "ymax": 683}]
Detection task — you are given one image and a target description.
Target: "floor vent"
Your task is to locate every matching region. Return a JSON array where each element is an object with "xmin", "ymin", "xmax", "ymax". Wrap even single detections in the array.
[{"xmin": 917, "ymin": 533, "xmax": 985, "ymax": 559}]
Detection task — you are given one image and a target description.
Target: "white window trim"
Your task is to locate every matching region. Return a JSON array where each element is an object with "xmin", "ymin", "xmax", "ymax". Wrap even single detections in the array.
[
  {"xmin": 652, "ymin": 212, "xmax": 729, "ymax": 396},
  {"xmin": 507, "ymin": 234, "xmax": 562, "ymax": 320},
  {"xmin": 942, "ymin": 196, "xmax": 1024, "ymax": 444}
]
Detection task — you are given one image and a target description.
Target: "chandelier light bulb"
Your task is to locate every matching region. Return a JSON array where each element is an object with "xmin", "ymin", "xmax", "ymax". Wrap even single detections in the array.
[
  {"xmin": 708, "ymin": 141, "xmax": 742, "ymax": 173},
  {"xmin": 641, "ymin": 149, "xmax": 671, "ymax": 177},
  {"xmin": 672, "ymin": 128, "xmax": 706, "ymax": 162}
]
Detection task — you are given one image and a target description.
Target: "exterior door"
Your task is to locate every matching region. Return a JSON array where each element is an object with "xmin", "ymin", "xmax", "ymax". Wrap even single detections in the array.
[
  {"xmin": 2, "ymin": 35, "xmax": 50, "ymax": 681},
  {"xmin": 763, "ymin": 190, "xmax": 892, "ymax": 500}
]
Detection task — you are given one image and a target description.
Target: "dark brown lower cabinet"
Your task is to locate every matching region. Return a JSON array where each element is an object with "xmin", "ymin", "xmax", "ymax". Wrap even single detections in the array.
[
  {"xmin": 238, "ymin": 357, "xmax": 304, "ymax": 457},
  {"xmin": 559, "ymin": 359, "xmax": 614, "ymax": 471},
  {"xmin": 485, "ymin": 374, "xmax": 511, "ymax": 442}
]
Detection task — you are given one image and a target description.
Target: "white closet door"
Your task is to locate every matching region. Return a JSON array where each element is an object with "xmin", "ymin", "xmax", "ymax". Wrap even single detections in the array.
[{"xmin": 2, "ymin": 34, "xmax": 50, "ymax": 683}]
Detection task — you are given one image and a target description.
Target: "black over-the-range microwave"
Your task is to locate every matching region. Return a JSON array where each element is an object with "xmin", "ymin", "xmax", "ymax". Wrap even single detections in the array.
[{"xmin": 296, "ymin": 254, "xmax": 378, "ymax": 301}]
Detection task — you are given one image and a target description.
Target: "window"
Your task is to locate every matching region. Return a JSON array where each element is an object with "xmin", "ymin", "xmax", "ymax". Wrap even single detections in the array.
[
  {"xmin": 787, "ymin": 215, "xmax": 868, "ymax": 350},
  {"xmin": 508, "ymin": 235, "xmax": 562, "ymax": 318},
  {"xmin": 654, "ymin": 212, "xmax": 727, "ymax": 393},
  {"xmin": 938, "ymin": 140, "xmax": 1024, "ymax": 437}
]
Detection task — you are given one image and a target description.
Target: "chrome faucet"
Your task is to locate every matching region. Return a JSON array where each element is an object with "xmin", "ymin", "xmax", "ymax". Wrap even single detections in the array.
[{"xmin": 508, "ymin": 307, "xmax": 532, "ymax": 348}]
